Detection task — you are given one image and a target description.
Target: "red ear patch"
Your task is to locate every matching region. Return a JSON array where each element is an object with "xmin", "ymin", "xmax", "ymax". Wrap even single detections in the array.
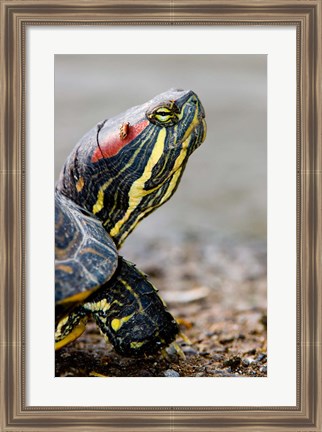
[{"xmin": 92, "ymin": 119, "xmax": 149, "ymax": 162}]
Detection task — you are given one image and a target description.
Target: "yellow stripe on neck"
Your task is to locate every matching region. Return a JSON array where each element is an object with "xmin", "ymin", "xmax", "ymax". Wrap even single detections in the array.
[
  {"xmin": 93, "ymin": 131, "xmax": 155, "ymax": 217},
  {"xmin": 93, "ymin": 180, "xmax": 112, "ymax": 214},
  {"xmin": 117, "ymin": 135, "xmax": 191, "ymax": 245},
  {"xmin": 110, "ymin": 128, "xmax": 166, "ymax": 238}
]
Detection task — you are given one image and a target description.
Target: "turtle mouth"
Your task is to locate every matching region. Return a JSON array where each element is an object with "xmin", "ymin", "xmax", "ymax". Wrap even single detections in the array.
[
  {"xmin": 197, "ymin": 117, "xmax": 207, "ymax": 148},
  {"xmin": 172, "ymin": 115, "xmax": 206, "ymax": 152},
  {"xmin": 161, "ymin": 117, "xmax": 206, "ymax": 184},
  {"xmin": 168, "ymin": 114, "xmax": 206, "ymax": 152}
]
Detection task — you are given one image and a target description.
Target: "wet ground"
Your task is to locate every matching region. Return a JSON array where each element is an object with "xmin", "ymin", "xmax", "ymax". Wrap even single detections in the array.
[{"xmin": 56, "ymin": 235, "xmax": 267, "ymax": 377}]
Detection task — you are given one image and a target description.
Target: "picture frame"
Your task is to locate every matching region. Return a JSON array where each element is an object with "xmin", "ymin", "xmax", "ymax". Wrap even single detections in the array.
[{"xmin": 1, "ymin": 0, "xmax": 321, "ymax": 431}]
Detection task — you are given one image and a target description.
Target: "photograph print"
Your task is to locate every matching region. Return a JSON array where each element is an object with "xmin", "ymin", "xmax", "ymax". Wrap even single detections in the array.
[{"xmin": 54, "ymin": 54, "xmax": 267, "ymax": 378}]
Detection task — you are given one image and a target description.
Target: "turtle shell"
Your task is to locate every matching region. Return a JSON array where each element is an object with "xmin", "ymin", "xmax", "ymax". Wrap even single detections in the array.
[{"xmin": 55, "ymin": 192, "xmax": 118, "ymax": 305}]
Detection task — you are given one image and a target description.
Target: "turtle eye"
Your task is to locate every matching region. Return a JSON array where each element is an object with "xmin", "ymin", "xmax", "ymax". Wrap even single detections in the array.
[
  {"xmin": 146, "ymin": 104, "xmax": 179, "ymax": 126},
  {"xmin": 155, "ymin": 109, "xmax": 172, "ymax": 122}
]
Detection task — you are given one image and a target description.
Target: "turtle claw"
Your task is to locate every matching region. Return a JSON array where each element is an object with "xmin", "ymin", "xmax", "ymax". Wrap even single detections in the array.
[
  {"xmin": 89, "ymin": 371, "xmax": 109, "ymax": 377},
  {"xmin": 170, "ymin": 341, "xmax": 186, "ymax": 360},
  {"xmin": 161, "ymin": 341, "xmax": 186, "ymax": 360},
  {"xmin": 161, "ymin": 348, "xmax": 171, "ymax": 360},
  {"xmin": 179, "ymin": 332, "xmax": 192, "ymax": 345}
]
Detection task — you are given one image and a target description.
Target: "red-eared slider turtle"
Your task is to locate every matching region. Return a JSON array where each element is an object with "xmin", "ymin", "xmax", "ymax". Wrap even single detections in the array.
[{"xmin": 55, "ymin": 89, "xmax": 207, "ymax": 357}]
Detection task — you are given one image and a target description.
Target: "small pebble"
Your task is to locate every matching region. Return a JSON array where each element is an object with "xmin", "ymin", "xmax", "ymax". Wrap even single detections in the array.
[
  {"xmin": 256, "ymin": 353, "xmax": 267, "ymax": 362},
  {"xmin": 211, "ymin": 370, "xmax": 236, "ymax": 377},
  {"xmin": 212, "ymin": 346, "xmax": 227, "ymax": 353},
  {"xmin": 199, "ymin": 351, "xmax": 211, "ymax": 357},
  {"xmin": 259, "ymin": 366, "xmax": 267, "ymax": 374},
  {"xmin": 61, "ymin": 352, "xmax": 71, "ymax": 359},
  {"xmin": 164, "ymin": 369, "xmax": 180, "ymax": 377},
  {"xmin": 139, "ymin": 369, "xmax": 154, "ymax": 377},
  {"xmin": 163, "ymin": 286, "xmax": 210, "ymax": 303},
  {"xmin": 182, "ymin": 346, "xmax": 198, "ymax": 356},
  {"xmin": 166, "ymin": 345, "xmax": 178, "ymax": 356},
  {"xmin": 242, "ymin": 357, "xmax": 255, "ymax": 367},
  {"xmin": 212, "ymin": 354, "xmax": 225, "ymax": 362},
  {"xmin": 223, "ymin": 356, "xmax": 241, "ymax": 369},
  {"xmin": 219, "ymin": 335, "xmax": 235, "ymax": 344}
]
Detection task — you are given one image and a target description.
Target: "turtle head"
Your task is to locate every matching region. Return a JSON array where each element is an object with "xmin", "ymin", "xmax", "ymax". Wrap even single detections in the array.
[
  {"xmin": 145, "ymin": 89, "xmax": 206, "ymax": 154},
  {"xmin": 57, "ymin": 89, "xmax": 206, "ymax": 248}
]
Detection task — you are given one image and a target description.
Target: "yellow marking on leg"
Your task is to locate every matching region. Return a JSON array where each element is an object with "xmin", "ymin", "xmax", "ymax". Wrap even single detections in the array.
[
  {"xmin": 55, "ymin": 315, "xmax": 69, "ymax": 338},
  {"xmin": 96, "ymin": 326, "xmax": 111, "ymax": 343},
  {"xmin": 84, "ymin": 298, "xmax": 111, "ymax": 313},
  {"xmin": 111, "ymin": 299, "xmax": 123, "ymax": 307},
  {"xmin": 55, "ymin": 317, "xmax": 87, "ymax": 350},
  {"xmin": 130, "ymin": 341, "xmax": 146, "ymax": 349},
  {"xmin": 109, "ymin": 128, "xmax": 166, "ymax": 238},
  {"xmin": 111, "ymin": 313, "xmax": 134, "ymax": 332},
  {"xmin": 119, "ymin": 278, "xmax": 144, "ymax": 312}
]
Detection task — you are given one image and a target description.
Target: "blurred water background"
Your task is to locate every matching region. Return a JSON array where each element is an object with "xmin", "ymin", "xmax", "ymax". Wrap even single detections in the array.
[{"xmin": 55, "ymin": 55, "xmax": 266, "ymax": 254}]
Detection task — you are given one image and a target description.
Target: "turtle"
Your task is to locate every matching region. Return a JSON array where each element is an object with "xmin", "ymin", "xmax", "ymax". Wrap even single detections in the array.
[{"xmin": 55, "ymin": 89, "xmax": 207, "ymax": 357}]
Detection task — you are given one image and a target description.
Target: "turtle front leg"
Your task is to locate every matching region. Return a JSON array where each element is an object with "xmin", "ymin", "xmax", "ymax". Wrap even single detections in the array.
[
  {"xmin": 55, "ymin": 307, "xmax": 88, "ymax": 350},
  {"xmin": 83, "ymin": 257, "xmax": 179, "ymax": 357}
]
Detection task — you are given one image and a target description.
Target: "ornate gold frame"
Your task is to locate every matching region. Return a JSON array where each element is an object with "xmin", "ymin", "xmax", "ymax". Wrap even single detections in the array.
[{"xmin": 1, "ymin": 1, "xmax": 321, "ymax": 431}]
